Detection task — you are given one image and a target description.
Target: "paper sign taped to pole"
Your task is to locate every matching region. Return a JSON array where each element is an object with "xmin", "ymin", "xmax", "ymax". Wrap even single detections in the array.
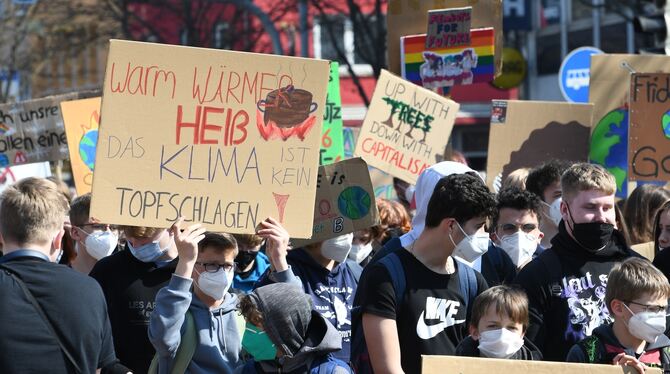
[
  {"xmin": 0, "ymin": 93, "xmax": 78, "ymax": 166},
  {"xmin": 90, "ymin": 40, "xmax": 329, "ymax": 237},
  {"xmin": 60, "ymin": 97, "xmax": 101, "ymax": 195},
  {"xmin": 422, "ymin": 355, "xmax": 660, "ymax": 374},
  {"xmin": 628, "ymin": 73, "xmax": 670, "ymax": 182},
  {"xmin": 387, "ymin": 0, "xmax": 503, "ymax": 77},
  {"xmin": 486, "ymin": 100, "xmax": 594, "ymax": 190},
  {"xmin": 354, "ymin": 70, "xmax": 458, "ymax": 184},
  {"xmin": 589, "ymin": 54, "xmax": 670, "ymax": 196},
  {"xmin": 426, "ymin": 7, "xmax": 472, "ymax": 49},
  {"xmin": 320, "ymin": 62, "xmax": 345, "ymax": 165},
  {"xmin": 293, "ymin": 157, "xmax": 380, "ymax": 246}
]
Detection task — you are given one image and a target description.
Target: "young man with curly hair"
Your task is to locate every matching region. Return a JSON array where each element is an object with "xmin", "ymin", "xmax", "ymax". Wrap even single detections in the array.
[{"xmin": 357, "ymin": 173, "xmax": 495, "ymax": 374}]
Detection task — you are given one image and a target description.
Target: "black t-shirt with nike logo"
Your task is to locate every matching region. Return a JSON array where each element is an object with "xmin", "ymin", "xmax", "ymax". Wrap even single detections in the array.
[{"xmin": 358, "ymin": 248, "xmax": 488, "ymax": 374}]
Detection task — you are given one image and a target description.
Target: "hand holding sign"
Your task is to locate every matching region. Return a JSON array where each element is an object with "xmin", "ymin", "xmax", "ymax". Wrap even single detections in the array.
[{"xmin": 257, "ymin": 217, "xmax": 291, "ymax": 272}]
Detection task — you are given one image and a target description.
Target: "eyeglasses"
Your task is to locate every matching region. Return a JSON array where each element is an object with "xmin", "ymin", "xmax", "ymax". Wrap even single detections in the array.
[
  {"xmin": 498, "ymin": 223, "xmax": 538, "ymax": 236},
  {"xmin": 195, "ymin": 262, "xmax": 236, "ymax": 273},
  {"xmin": 78, "ymin": 223, "xmax": 117, "ymax": 231},
  {"xmin": 625, "ymin": 300, "xmax": 668, "ymax": 314}
]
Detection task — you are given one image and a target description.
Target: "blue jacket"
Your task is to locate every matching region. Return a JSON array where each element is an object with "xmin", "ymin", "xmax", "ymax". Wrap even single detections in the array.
[
  {"xmin": 149, "ymin": 274, "xmax": 242, "ymax": 374},
  {"xmin": 233, "ymin": 252, "xmax": 271, "ymax": 294},
  {"xmin": 258, "ymin": 248, "xmax": 358, "ymax": 363}
]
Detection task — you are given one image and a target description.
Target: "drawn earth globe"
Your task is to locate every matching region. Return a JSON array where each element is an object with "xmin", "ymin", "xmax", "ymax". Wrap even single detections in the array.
[
  {"xmin": 79, "ymin": 129, "xmax": 98, "ymax": 171},
  {"xmin": 589, "ymin": 108, "xmax": 628, "ymax": 198},
  {"xmin": 337, "ymin": 186, "xmax": 371, "ymax": 220}
]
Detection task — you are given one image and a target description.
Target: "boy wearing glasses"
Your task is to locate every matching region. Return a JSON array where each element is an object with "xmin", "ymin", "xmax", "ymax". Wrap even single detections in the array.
[
  {"xmin": 567, "ymin": 258, "xmax": 670, "ymax": 374},
  {"xmin": 491, "ymin": 187, "xmax": 545, "ymax": 272},
  {"xmin": 149, "ymin": 218, "xmax": 241, "ymax": 373},
  {"xmin": 69, "ymin": 193, "xmax": 119, "ymax": 274}
]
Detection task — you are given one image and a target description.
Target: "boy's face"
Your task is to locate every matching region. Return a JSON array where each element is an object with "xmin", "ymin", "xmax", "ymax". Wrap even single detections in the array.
[
  {"xmin": 470, "ymin": 304, "xmax": 525, "ymax": 341},
  {"xmin": 192, "ymin": 246, "xmax": 237, "ymax": 284},
  {"xmin": 493, "ymin": 208, "xmax": 544, "ymax": 245},
  {"xmin": 126, "ymin": 228, "xmax": 170, "ymax": 248},
  {"xmin": 610, "ymin": 292, "xmax": 668, "ymax": 323},
  {"xmin": 542, "ymin": 180, "xmax": 562, "ymax": 205},
  {"xmin": 449, "ymin": 215, "xmax": 487, "ymax": 245},
  {"xmin": 658, "ymin": 208, "xmax": 670, "ymax": 249},
  {"xmin": 560, "ymin": 189, "xmax": 616, "ymax": 227}
]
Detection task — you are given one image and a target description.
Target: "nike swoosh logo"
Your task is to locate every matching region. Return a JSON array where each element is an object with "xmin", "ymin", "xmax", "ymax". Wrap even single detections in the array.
[{"xmin": 416, "ymin": 311, "xmax": 465, "ymax": 340}]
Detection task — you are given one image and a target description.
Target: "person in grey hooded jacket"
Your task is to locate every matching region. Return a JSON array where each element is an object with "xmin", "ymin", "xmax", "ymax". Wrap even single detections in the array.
[
  {"xmin": 236, "ymin": 283, "xmax": 352, "ymax": 374},
  {"xmin": 149, "ymin": 218, "xmax": 244, "ymax": 374}
]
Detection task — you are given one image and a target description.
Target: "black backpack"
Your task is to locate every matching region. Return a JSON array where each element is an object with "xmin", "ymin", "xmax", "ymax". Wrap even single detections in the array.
[{"xmin": 349, "ymin": 243, "xmax": 478, "ymax": 373}]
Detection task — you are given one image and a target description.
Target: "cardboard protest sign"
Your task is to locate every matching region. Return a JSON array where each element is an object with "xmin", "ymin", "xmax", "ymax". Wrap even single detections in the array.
[
  {"xmin": 629, "ymin": 73, "xmax": 670, "ymax": 182},
  {"xmin": 90, "ymin": 40, "xmax": 329, "ymax": 237},
  {"xmin": 60, "ymin": 97, "xmax": 101, "ymax": 195},
  {"xmin": 387, "ymin": 0, "xmax": 503, "ymax": 77},
  {"xmin": 422, "ymin": 355, "xmax": 660, "ymax": 374},
  {"xmin": 486, "ymin": 100, "xmax": 593, "ymax": 190},
  {"xmin": 293, "ymin": 157, "xmax": 380, "ymax": 246},
  {"xmin": 401, "ymin": 27, "xmax": 495, "ymax": 90},
  {"xmin": 320, "ymin": 62, "xmax": 345, "ymax": 165},
  {"xmin": 354, "ymin": 70, "xmax": 459, "ymax": 184},
  {"xmin": 343, "ymin": 126, "xmax": 397, "ymax": 199},
  {"xmin": 0, "ymin": 93, "xmax": 78, "ymax": 166},
  {"xmin": 426, "ymin": 7, "xmax": 472, "ymax": 49},
  {"xmin": 589, "ymin": 54, "xmax": 670, "ymax": 196}
]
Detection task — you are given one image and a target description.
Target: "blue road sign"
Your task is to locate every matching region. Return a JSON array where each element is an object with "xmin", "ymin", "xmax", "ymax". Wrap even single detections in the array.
[{"xmin": 558, "ymin": 47, "xmax": 603, "ymax": 103}]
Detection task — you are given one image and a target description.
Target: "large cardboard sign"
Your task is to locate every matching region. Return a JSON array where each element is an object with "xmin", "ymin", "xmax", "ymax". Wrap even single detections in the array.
[
  {"xmin": 387, "ymin": 0, "xmax": 503, "ymax": 77},
  {"xmin": 60, "ymin": 97, "xmax": 101, "ymax": 195},
  {"xmin": 293, "ymin": 158, "xmax": 380, "ymax": 246},
  {"xmin": 354, "ymin": 70, "xmax": 459, "ymax": 184},
  {"xmin": 320, "ymin": 62, "xmax": 345, "ymax": 165},
  {"xmin": 422, "ymin": 355, "xmax": 660, "ymax": 374},
  {"xmin": 589, "ymin": 54, "xmax": 670, "ymax": 196},
  {"xmin": 486, "ymin": 100, "xmax": 593, "ymax": 189},
  {"xmin": 91, "ymin": 40, "xmax": 329, "ymax": 237},
  {"xmin": 426, "ymin": 7, "xmax": 472, "ymax": 49},
  {"xmin": 343, "ymin": 126, "xmax": 397, "ymax": 199},
  {"xmin": 0, "ymin": 93, "xmax": 78, "ymax": 166},
  {"xmin": 629, "ymin": 73, "xmax": 670, "ymax": 182},
  {"xmin": 401, "ymin": 27, "xmax": 495, "ymax": 90}
]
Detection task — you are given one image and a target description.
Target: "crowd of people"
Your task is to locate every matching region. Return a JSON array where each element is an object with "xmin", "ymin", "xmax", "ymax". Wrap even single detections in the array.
[{"xmin": 1, "ymin": 158, "xmax": 670, "ymax": 374}]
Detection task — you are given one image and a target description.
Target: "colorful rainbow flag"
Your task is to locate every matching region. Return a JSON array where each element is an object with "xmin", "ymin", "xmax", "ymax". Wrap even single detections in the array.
[
  {"xmin": 401, "ymin": 27, "xmax": 495, "ymax": 90},
  {"xmin": 0, "ymin": 122, "xmax": 9, "ymax": 135}
]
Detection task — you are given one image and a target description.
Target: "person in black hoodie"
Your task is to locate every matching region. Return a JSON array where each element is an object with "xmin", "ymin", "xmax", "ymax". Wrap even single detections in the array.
[
  {"xmin": 514, "ymin": 163, "xmax": 641, "ymax": 362},
  {"xmin": 456, "ymin": 285, "xmax": 542, "ymax": 360},
  {"xmin": 90, "ymin": 224, "xmax": 179, "ymax": 373},
  {"xmin": 567, "ymin": 258, "xmax": 670, "ymax": 373}
]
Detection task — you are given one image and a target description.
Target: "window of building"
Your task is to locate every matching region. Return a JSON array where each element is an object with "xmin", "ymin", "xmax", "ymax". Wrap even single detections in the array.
[
  {"xmin": 213, "ymin": 21, "xmax": 231, "ymax": 49},
  {"xmin": 313, "ymin": 14, "xmax": 373, "ymax": 76}
]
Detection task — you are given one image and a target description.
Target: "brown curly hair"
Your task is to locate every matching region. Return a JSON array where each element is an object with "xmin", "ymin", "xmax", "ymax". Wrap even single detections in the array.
[
  {"xmin": 369, "ymin": 198, "xmax": 411, "ymax": 243},
  {"xmin": 238, "ymin": 294, "xmax": 264, "ymax": 328}
]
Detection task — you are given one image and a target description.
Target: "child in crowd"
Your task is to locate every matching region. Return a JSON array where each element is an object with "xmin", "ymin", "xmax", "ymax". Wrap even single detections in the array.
[
  {"xmin": 236, "ymin": 283, "xmax": 351, "ymax": 374},
  {"xmin": 567, "ymin": 258, "xmax": 670, "ymax": 373},
  {"xmin": 455, "ymin": 285, "xmax": 542, "ymax": 360}
]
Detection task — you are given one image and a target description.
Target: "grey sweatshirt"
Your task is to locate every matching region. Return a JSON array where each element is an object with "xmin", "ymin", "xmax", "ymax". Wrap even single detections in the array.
[{"xmin": 149, "ymin": 274, "xmax": 242, "ymax": 374}]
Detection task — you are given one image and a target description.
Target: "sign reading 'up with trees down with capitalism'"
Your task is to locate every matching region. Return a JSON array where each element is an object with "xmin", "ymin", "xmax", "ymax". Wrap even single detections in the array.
[
  {"xmin": 354, "ymin": 69, "xmax": 459, "ymax": 184},
  {"xmin": 90, "ymin": 40, "xmax": 330, "ymax": 237}
]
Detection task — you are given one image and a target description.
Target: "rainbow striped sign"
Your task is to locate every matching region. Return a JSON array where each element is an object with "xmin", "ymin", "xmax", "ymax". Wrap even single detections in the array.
[{"xmin": 401, "ymin": 27, "xmax": 495, "ymax": 90}]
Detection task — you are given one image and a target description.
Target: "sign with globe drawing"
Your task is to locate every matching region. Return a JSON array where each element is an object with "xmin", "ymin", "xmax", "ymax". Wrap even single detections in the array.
[
  {"xmin": 629, "ymin": 73, "xmax": 670, "ymax": 182},
  {"xmin": 60, "ymin": 97, "xmax": 101, "ymax": 195},
  {"xmin": 589, "ymin": 54, "xmax": 670, "ymax": 197},
  {"xmin": 292, "ymin": 157, "xmax": 380, "ymax": 246}
]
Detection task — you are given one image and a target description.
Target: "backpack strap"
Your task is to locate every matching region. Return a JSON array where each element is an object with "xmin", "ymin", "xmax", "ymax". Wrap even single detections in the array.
[
  {"xmin": 378, "ymin": 252, "xmax": 406, "ymax": 308},
  {"xmin": 456, "ymin": 261, "xmax": 478, "ymax": 320},
  {"xmin": 148, "ymin": 310, "xmax": 197, "ymax": 374}
]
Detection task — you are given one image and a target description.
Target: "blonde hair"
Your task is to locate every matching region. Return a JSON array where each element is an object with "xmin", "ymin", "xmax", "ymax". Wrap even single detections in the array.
[
  {"xmin": 561, "ymin": 163, "xmax": 616, "ymax": 202},
  {"xmin": 0, "ymin": 177, "xmax": 69, "ymax": 245},
  {"xmin": 503, "ymin": 168, "xmax": 530, "ymax": 190},
  {"xmin": 120, "ymin": 225, "xmax": 163, "ymax": 239},
  {"xmin": 606, "ymin": 257, "xmax": 670, "ymax": 312}
]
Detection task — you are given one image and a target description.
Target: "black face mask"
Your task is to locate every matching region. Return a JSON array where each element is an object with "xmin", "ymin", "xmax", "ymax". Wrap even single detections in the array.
[
  {"xmin": 235, "ymin": 250, "xmax": 259, "ymax": 273},
  {"xmin": 566, "ymin": 204, "xmax": 614, "ymax": 252}
]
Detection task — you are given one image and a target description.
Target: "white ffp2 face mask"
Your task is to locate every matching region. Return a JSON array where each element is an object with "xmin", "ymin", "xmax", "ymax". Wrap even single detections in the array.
[
  {"xmin": 196, "ymin": 268, "xmax": 234, "ymax": 300},
  {"xmin": 349, "ymin": 242, "xmax": 373, "ymax": 264},
  {"xmin": 321, "ymin": 233, "xmax": 353, "ymax": 263},
  {"xmin": 478, "ymin": 328, "xmax": 525, "ymax": 358},
  {"xmin": 624, "ymin": 304, "xmax": 666, "ymax": 343},
  {"xmin": 499, "ymin": 231, "xmax": 537, "ymax": 267},
  {"xmin": 543, "ymin": 198, "xmax": 563, "ymax": 226},
  {"xmin": 80, "ymin": 229, "xmax": 118, "ymax": 260},
  {"xmin": 451, "ymin": 223, "xmax": 489, "ymax": 263}
]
